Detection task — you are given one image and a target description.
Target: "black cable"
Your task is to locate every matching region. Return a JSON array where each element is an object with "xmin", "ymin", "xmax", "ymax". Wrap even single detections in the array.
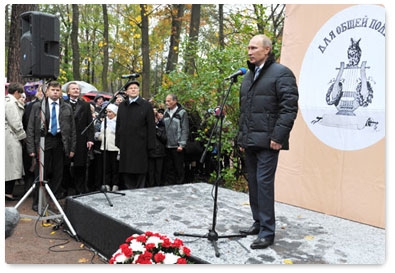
[{"xmin": 32, "ymin": 212, "xmax": 106, "ymax": 264}]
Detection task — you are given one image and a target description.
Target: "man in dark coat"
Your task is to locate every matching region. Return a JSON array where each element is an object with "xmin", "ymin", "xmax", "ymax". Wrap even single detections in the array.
[
  {"xmin": 237, "ymin": 34, "xmax": 299, "ymax": 249},
  {"xmin": 26, "ymin": 81, "xmax": 76, "ymax": 209},
  {"xmin": 62, "ymin": 82, "xmax": 94, "ymax": 195},
  {"xmin": 115, "ymin": 81, "xmax": 156, "ymax": 189}
]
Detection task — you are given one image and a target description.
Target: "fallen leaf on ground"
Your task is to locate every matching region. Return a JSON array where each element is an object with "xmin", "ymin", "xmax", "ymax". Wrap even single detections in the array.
[
  {"xmin": 304, "ymin": 235, "xmax": 315, "ymax": 240},
  {"xmin": 78, "ymin": 257, "xmax": 89, "ymax": 263}
]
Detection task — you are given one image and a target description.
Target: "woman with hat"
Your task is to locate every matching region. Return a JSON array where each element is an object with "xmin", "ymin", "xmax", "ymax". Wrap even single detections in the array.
[{"xmin": 99, "ymin": 103, "xmax": 120, "ymax": 191}]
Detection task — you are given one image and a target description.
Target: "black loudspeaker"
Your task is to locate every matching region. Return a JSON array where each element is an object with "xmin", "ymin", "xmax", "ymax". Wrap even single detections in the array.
[{"xmin": 20, "ymin": 11, "xmax": 60, "ymax": 79}]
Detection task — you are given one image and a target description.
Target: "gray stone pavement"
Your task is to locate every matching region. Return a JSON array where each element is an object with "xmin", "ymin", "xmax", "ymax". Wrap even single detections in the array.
[{"xmin": 71, "ymin": 182, "xmax": 386, "ymax": 265}]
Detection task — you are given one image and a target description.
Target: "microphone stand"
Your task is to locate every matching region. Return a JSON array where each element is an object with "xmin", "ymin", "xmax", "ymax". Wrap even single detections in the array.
[
  {"xmin": 174, "ymin": 76, "xmax": 246, "ymax": 258},
  {"xmin": 74, "ymin": 79, "xmax": 136, "ymax": 206}
]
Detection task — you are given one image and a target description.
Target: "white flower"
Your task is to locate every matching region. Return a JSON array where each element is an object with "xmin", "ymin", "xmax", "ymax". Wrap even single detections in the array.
[
  {"xmin": 109, "ymin": 231, "xmax": 191, "ymax": 264},
  {"xmin": 113, "ymin": 250, "xmax": 127, "ymax": 263},
  {"xmin": 146, "ymin": 235, "xmax": 163, "ymax": 247},
  {"xmin": 163, "ymin": 252, "xmax": 180, "ymax": 264},
  {"xmin": 129, "ymin": 240, "xmax": 145, "ymax": 252}
]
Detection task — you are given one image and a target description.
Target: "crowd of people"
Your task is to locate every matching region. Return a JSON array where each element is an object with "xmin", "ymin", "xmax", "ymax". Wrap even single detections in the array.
[
  {"xmin": 4, "ymin": 79, "xmax": 216, "ymax": 212},
  {"xmin": 5, "ymin": 34, "xmax": 299, "ymax": 251}
]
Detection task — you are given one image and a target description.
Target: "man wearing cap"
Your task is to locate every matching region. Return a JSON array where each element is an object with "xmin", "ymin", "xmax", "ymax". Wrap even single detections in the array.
[{"xmin": 115, "ymin": 81, "xmax": 156, "ymax": 189}]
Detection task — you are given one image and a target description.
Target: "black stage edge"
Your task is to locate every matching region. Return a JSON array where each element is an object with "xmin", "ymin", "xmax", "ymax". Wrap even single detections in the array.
[
  {"xmin": 64, "ymin": 189, "xmax": 208, "ymax": 264},
  {"xmin": 64, "ymin": 196, "xmax": 142, "ymax": 259}
]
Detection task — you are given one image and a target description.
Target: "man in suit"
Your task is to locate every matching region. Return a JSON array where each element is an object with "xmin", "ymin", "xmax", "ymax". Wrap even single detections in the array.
[
  {"xmin": 26, "ymin": 81, "xmax": 76, "ymax": 210},
  {"xmin": 62, "ymin": 82, "xmax": 95, "ymax": 196}
]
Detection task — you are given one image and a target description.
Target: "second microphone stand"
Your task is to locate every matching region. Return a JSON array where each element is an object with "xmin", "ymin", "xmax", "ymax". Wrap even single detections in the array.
[
  {"xmin": 74, "ymin": 79, "xmax": 136, "ymax": 206},
  {"xmin": 174, "ymin": 76, "xmax": 246, "ymax": 258}
]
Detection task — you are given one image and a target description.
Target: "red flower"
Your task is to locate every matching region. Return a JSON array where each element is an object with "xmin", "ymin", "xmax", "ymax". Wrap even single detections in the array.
[
  {"xmin": 161, "ymin": 238, "xmax": 171, "ymax": 248},
  {"xmin": 145, "ymin": 243, "xmax": 156, "ymax": 251},
  {"xmin": 177, "ymin": 257, "xmax": 187, "ymax": 264},
  {"xmin": 135, "ymin": 250, "xmax": 153, "ymax": 264},
  {"xmin": 182, "ymin": 246, "xmax": 191, "ymax": 256},
  {"xmin": 173, "ymin": 238, "xmax": 183, "ymax": 248},
  {"xmin": 136, "ymin": 234, "xmax": 147, "ymax": 243},
  {"xmin": 154, "ymin": 252, "xmax": 166, "ymax": 263},
  {"xmin": 109, "ymin": 231, "xmax": 192, "ymax": 264},
  {"xmin": 125, "ymin": 235, "xmax": 135, "ymax": 243}
]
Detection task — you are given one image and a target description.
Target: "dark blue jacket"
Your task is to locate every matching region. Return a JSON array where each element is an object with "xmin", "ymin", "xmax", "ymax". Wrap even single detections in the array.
[{"xmin": 237, "ymin": 53, "xmax": 299, "ymax": 150}]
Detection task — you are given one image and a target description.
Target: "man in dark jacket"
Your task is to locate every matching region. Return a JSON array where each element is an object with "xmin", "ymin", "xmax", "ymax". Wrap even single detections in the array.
[
  {"xmin": 147, "ymin": 107, "xmax": 167, "ymax": 187},
  {"xmin": 62, "ymin": 82, "xmax": 94, "ymax": 195},
  {"xmin": 237, "ymin": 34, "xmax": 299, "ymax": 249},
  {"xmin": 115, "ymin": 81, "xmax": 156, "ymax": 189},
  {"xmin": 162, "ymin": 94, "xmax": 189, "ymax": 185},
  {"xmin": 26, "ymin": 81, "xmax": 76, "ymax": 210}
]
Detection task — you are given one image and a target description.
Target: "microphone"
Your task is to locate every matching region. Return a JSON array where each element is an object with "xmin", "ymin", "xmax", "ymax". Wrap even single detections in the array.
[
  {"xmin": 224, "ymin": 68, "xmax": 247, "ymax": 80},
  {"xmin": 121, "ymin": 73, "xmax": 140, "ymax": 79}
]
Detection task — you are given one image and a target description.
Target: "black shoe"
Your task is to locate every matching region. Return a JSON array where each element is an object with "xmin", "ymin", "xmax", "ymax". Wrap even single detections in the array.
[
  {"xmin": 240, "ymin": 225, "xmax": 260, "ymax": 235},
  {"xmin": 5, "ymin": 195, "xmax": 15, "ymax": 201},
  {"xmin": 32, "ymin": 204, "xmax": 38, "ymax": 212},
  {"xmin": 250, "ymin": 237, "xmax": 274, "ymax": 249}
]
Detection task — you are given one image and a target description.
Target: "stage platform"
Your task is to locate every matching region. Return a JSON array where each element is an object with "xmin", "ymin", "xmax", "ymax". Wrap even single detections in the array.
[{"xmin": 64, "ymin": 182, "xmax": 385, "ymax": 264}]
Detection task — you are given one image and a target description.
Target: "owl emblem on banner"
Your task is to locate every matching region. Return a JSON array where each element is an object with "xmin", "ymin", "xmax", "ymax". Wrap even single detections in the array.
[{"xmin": 312, "ymin": 37, "xmax": 377, "ymax": 130}]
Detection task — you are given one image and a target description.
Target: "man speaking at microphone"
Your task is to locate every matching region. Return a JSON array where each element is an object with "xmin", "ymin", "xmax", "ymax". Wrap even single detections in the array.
[{"xmin": 237, "ymin": 34, "xmax": 299, "ymax": 249}]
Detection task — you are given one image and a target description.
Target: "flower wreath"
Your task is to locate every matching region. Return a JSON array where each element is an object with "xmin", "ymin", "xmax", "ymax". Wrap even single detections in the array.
[{"xmin": 109, "ymin": 231, "xmax": 192, "ymax": 264}]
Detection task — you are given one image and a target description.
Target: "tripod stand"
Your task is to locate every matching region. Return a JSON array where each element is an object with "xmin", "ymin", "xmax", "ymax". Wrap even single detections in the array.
[
  {"xmin": 75, "ymin": 80, "xmax": 136, "ymax": 205},
  {"xmin": 174, "ymin": 76, "xmax": 246, "ymax": 257},
  {"xmin": 14, "ymin": 83, "xmax": 78, "ymax": 239}
]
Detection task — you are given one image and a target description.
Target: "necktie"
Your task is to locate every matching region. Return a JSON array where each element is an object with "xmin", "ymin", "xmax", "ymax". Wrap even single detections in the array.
[
  {"xmin": 254, "ymin": 66, "xmax": 261, "ymax": 81},
  {"xmin": 51, "ymin": 102, "xmax": 58, "ymax": 135}
]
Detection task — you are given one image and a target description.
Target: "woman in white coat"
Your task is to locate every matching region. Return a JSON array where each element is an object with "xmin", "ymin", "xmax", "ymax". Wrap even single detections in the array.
[{"xmin": 5, "ymin": 82, "xmax": 26, "ymax": 200}]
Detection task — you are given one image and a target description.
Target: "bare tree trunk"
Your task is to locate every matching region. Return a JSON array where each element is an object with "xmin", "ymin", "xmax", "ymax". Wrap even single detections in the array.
[
  {"xmin": 183, "ymin": 4, "xmax": 201, "ymax": 75},
  {"xmin": 165, "ymin": 4, "xmax": 184, "ymax": 74},
  {"xmin": 5, "ymin": 5, "xmax": 11, "ymax": 56},
  {"xmin": 58, "ymin": 5, "xmax": 72, "ymax": 67},
  {"xmin": 140, "ymin": 4, "xmax": 150, "ymax": 99},
  {"xmin": 7, "ymin": 4, "xmax": 37, "ymax": 83},
  {"xmin": 71, "ymin": 4, "xmax": 80, "ymax": 80},
  {"xmin": 71, "ymin": 4, "xmax": 81, "ymax": 81},
  {"xmin": 102, "ymin": 4, "xmax": 109, "ymax": 91}
]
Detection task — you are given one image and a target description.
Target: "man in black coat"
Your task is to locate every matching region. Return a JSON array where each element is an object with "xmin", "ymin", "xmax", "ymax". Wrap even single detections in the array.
[
  {"xmin": 237, "ymin": 34, "xmax": 299, "ymax": 249},
  {"xmin": 115, "ymin": 81, "xmax": 156, "ymax": 189},
  {"xmin": 26, "ymin": 81, "xmax": 76, "ymax": 209},
  {"xmin": 62, "ymin": 82, "xmax": 94, "ymax": 195}
]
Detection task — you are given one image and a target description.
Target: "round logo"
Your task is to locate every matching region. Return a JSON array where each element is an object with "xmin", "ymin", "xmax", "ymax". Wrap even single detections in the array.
[{"xmin": 299, "ymin": 5, "xmax": 385, "ymax": 151}]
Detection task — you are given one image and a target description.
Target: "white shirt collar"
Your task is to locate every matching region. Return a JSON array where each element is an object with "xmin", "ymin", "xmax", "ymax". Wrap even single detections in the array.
[{"xmin": 48, "ymin": 98, "xmax": 59, "ymax": 104}]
